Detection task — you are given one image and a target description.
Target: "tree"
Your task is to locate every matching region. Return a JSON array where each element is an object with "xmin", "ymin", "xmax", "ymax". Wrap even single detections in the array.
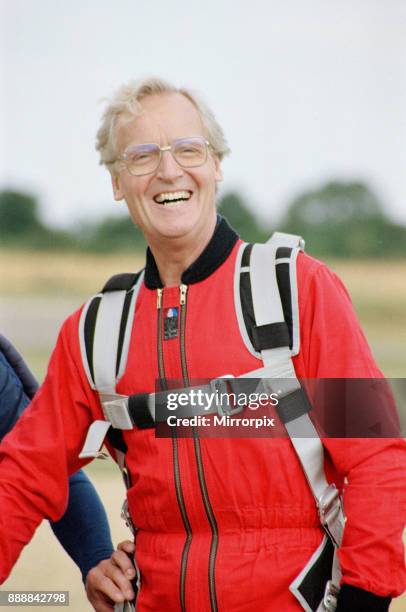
[
  {"xmin": 0, "ymin": 190, "xmax": 44, "ymax": 236},
  {"xmin": 0, "ymin": 189, "xmax": 76, "ymax": 250},
  {"xmin": 82, "ymin": 214, "xmax": 146, "ymax": 252},
  {"xmin": 219, "ymin": 192, "xmax": 269, "ymax": 243},
  {"xmin": 280, "ymin": 181, "xmax": 406, "ymax": 258}
]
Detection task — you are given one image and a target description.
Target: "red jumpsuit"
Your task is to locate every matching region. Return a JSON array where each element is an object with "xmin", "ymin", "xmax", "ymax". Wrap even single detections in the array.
[{"xmin": 0, "ymin": 220, "xmax": 405, "ymax": 610}]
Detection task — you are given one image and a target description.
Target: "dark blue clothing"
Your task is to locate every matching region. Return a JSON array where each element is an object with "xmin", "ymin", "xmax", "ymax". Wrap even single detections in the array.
[
  {"xmin": 0, "ymin": 352, "xmax": 29, "ymax": 438},
  {"xmin": 49, "ymin": 470, "xmax": 114, "ymax": 581},
  {"xmin": 0, "ymin": 337, "xmax": 114, "ymax": 580}
]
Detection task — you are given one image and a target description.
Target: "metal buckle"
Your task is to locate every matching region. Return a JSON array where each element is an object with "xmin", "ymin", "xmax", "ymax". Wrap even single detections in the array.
[
  {"xmin": 121, "ymin": 498, "xmax": 136, "ymax": 535},
  {"xmin": 322, "ymin": 580, "xmax": 339, "ymax": 611},
  {"xmin": 102, "ymin": 396, "xmax": 133, "ymax": 430},
  {"xmin": 318, "ymin": 484, "xmax": 345, "ymax": 548},
  {"xmin": 318, "ymin": 484, "xmax": 340, "ymax": 525},
  {"xmin": 209, "ymin": 375, "xmax": 244, "ymax": 417}
]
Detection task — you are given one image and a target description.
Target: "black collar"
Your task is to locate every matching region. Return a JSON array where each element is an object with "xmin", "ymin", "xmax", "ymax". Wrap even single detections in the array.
[{"xmin": 144, "ymin": 215, "xmax": 239, "ymax": 289}]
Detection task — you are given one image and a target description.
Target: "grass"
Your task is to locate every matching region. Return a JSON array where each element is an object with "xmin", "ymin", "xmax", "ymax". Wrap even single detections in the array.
[
  {"xmin": 1, "ymin": 250, "xmax": 405, "ymax": 376},
  {"xmin": 0, "ymin": 249, "xmax": 145, "ymax": 298},
  {"xmin": 326, "ymin": 259, "xmax": 406, "ymax": 377}
]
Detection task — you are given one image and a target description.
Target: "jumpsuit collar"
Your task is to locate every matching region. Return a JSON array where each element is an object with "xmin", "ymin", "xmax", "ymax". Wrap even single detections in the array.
[{"xmin": 144, "ymin": 215, "xmax": 239, "ymax": 289}]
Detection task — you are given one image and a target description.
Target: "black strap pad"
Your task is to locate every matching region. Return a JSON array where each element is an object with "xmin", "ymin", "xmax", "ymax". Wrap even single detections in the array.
[
  {"xmin": 102, "ymin": 272, "xmax": 141, "ymax": 292},
  {"xmin": 276, "ymin": 388, "xmax": 312, "ymax": 424},
  {"xmin": 128, "ymin": 394, "xmax": 155, "ymax": 429},
  {"xmin": 252, "ymin": 322, "xmax": 290, "ymax": 351}
]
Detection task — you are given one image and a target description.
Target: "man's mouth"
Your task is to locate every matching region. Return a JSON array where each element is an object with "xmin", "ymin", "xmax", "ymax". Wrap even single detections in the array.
[{"xmin": 153, "ymin": 190, "xmax": 193, "ymax": 206}]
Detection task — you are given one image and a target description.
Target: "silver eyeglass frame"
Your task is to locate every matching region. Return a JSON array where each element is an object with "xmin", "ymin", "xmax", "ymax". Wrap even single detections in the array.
[{"xmin": 114, "ymin": 136, "xmax": 212, "ymax": 177}]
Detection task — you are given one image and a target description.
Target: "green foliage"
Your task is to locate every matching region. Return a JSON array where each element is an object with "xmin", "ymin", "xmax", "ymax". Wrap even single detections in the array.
[
  {"xmin": 0, "ymin": 190, "xmax": 75, "ymax": 250},
  {"xmin": 280, "ymin": 181, "xmax": 406, "ymax": 258},
  {"xmin": 219, "ymin": 192, "xmax": 270, "ymax": 243},
  {"xmin": 0, "ymin": 190, "xmax": 43, "ymax": 235},
  {"xmin": 0, "ymin": 189, "xmax": 143, "ymax": 252},
  {"xmin": 1, "ymin": 184, "xmax": 405, "ymax": 257},
  {"xmin": 79, "ymin": 214, "xmax": 146, "ymax": 252}
]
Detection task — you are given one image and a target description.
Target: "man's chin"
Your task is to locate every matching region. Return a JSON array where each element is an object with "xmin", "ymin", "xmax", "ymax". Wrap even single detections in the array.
[
  {"xmin": 154, "ymin": 223, "xmax": 196, "ymax": 241},
  {"xmin": 145, "ymin": 205, "xmax": 216, "ymax": 244}
]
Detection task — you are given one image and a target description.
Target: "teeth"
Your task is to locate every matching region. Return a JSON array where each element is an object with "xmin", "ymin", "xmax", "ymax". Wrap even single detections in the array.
[{"xmin": 154, "ymin": 191, "xmax": 191, "ymax": 204}]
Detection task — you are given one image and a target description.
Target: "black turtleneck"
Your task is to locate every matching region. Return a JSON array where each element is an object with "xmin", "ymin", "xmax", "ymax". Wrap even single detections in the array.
[{"xmin": 144, "ymin": 215, "xmax": 239, "ymax": 289}]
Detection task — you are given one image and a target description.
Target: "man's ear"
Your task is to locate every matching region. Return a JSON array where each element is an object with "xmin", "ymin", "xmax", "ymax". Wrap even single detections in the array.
[{"xmin": 111, "ymin": 173, "xmax": 124, "ymax": 201}]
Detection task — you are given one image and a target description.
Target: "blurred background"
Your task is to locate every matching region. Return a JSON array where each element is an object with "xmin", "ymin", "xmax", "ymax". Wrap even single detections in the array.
[{"xmin": 0, "ymin": 0, "xmax": 405, "ymax": 609}]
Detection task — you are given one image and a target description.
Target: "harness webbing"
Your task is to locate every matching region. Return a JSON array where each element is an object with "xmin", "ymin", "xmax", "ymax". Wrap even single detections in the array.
[
  {"xmin": 78, "ymin": 271, "xmax": 144, "ymax": 457},
  {"xmin": 244, "ymin": 235, "xmax": 343, "ymax": 612},
  {"xmin": 78, "ymin": 232, "xmax": 344, "ymax": 612}
]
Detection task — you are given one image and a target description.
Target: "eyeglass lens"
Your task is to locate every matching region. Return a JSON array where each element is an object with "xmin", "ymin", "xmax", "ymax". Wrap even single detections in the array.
[{"xmin": 124, "ymin": 137, "xmax": 207, "ymax": 175}]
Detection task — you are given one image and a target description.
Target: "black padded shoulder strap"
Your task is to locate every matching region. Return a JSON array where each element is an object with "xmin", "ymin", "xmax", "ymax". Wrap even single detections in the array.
[
  {"xmin": 102, "ymin": 273, "xmax": 141, "ymax": 292},
  {"xmin": 240, "ymin": 243, "xmax": 295, "ymax": 351}
]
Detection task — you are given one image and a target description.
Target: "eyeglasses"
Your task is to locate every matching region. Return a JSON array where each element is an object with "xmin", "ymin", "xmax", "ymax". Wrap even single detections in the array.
[{"xmin": 116, "ymin": 136, "xmax": 211, "ymax": 176}]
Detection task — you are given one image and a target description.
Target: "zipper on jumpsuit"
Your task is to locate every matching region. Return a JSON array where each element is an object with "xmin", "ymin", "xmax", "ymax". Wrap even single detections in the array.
[
  {"xmin": 179, "ymin": 283, "xmax": 219, "ymax": 612},
  {"xmin": 157, "ymin": 287, "xmax": 192, "ymax": 612}
]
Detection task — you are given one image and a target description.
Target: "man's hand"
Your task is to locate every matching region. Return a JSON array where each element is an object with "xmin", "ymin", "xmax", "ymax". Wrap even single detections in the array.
[{"xmin": 86, "ymin": 540, "xmax": 136, "ymax": 612}]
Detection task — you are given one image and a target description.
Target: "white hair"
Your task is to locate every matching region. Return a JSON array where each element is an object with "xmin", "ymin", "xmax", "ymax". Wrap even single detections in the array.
[{"xmin": 95, "ymin": 77, "xmax": 231, "ymax": 175}]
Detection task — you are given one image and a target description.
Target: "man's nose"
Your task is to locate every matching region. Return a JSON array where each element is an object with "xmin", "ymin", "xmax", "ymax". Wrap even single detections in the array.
[{"xmin": 156, "ymin": 150, "xmax": 183, "ymax": 181}]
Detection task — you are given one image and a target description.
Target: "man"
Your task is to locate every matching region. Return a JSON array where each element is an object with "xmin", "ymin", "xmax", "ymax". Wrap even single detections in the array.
[
  {"xmin": 0, "ymin": 335, "xmax": 114, "ymax": 583},
  {"xmin": 0, "ymin": 78, "xmax": 405, "ymax": 612}
]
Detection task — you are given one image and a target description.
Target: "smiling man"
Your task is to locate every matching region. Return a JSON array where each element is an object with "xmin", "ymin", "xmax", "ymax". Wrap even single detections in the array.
[
  {"xmin": 98, "ymin": 84, "xmax": 224, "ymax": 286},
  {"xmin": 0, "ymin": 78, "xmax": 405, "ymax": 612}
]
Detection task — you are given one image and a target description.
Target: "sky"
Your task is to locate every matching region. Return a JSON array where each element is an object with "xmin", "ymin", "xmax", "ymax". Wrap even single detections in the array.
[{"xmin": 1, "ymin": 0, "xmax": 405, "ymax": 228}]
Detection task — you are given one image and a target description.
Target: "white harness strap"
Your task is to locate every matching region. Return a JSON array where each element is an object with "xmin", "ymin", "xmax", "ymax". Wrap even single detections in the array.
[
  {"xmin": 248, "ymin": 236, "xmax": 344, "ymax": 611},
  {"xmin": 267, "ymin": 230, "xmax": 305, "ymax": 251},
  {"xmin": 234, "ymin": 233, "xmax": 302, "ymax": 360},
  {"xmin": 93, "ymin": 290, "xmax": 128, "ymax": 393},
  {"xmin": 250, "ymin": 242, "xmax": 284, "ymax": 334},
  {"xmin": 78, "ymin": 272, "xmax": 144, "ymax": 459}
]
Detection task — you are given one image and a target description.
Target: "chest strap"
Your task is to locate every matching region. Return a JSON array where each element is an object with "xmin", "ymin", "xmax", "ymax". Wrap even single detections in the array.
[{"xmin": 82, "ymin": 374, "xmax": 312, "ymax": 432}]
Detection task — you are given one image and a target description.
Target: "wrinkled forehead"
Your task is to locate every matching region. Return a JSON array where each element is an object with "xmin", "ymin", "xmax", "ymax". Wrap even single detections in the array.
[{"xmin": 115, "ymin": 93, "xmax": 205, "ymax": 152}]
